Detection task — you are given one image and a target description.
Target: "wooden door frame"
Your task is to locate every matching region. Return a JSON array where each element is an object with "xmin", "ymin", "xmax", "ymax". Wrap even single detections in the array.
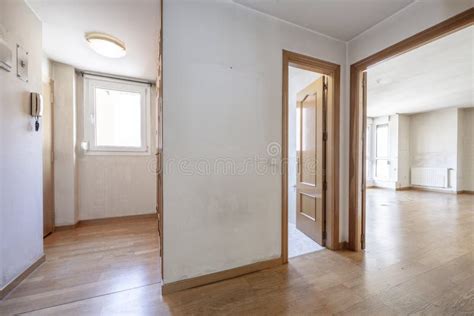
[
  {"xmin": 43, "ymin": 79, "xmax": 55, "ymax": 237},
  {"xmin": 348, "ymin": 8, "xmax": 474, "ymax": 251},
  {"xmin": 282, "ymin": 50, "xmax": 341, "ymax": 262},
  {"xmin": 158, "ymin": 0, "xmax": 164, "ymax": 279}
]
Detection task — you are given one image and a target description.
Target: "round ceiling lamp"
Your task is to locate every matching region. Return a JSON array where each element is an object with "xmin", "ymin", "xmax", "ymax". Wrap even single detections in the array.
[{"xmin": 85, "ymin": 32, "xmax": 126, "ymax": 58}]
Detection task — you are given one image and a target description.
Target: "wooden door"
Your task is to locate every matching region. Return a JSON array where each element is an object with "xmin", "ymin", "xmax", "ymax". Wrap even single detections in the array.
[
  {"xmin": 42, "ymin": 81, "xmax": 54, "ymax": 237},
  {"xmin": 296, "ymin": 76, "xmax": 326, "ymax": 245}
]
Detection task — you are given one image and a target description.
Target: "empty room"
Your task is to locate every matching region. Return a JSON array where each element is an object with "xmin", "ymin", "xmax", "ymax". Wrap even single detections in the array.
[
  {"xmin": 362, "ymin": 25, "xmax": 473, "ymax": 265},
  {"xmin": 1, "ymin": 0, "xmax": 473, "ymax": 314}
]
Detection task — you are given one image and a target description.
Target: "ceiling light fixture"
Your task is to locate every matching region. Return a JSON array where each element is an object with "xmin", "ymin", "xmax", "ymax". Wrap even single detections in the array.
[{"xmin": 85, "ymin": 32, "xmax": 126, "ymax": 58}]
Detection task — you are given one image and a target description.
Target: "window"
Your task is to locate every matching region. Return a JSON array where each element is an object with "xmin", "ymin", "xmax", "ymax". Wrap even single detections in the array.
[
  {"xmin": 84, "ymin": 75, "xmax": 150, "ymax": 153},
  {"xmin": 366, "ymin": 122, "xmax": 372, "ymax": 181},
  {"xmin": 375, "ymin": 124, "xmax": 389, "ymax": 179}
]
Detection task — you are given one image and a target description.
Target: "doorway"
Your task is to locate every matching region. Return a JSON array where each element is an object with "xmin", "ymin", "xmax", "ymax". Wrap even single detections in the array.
[
  {"xmin": 287, "ymin": 67, "xmax": 326, "ymax": 257},
  {"xmin": 282, "ymin": 50, "xmax": 341, "ymax": 262},
  {"xmin": 348, "ymin": 9, "xmax": 473, "ymax": 251}
]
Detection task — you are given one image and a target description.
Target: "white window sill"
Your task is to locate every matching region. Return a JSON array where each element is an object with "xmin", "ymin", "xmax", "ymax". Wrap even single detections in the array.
[{"xmin": 83, "ymin": 150, "xmax": 152, "ymax": 156}]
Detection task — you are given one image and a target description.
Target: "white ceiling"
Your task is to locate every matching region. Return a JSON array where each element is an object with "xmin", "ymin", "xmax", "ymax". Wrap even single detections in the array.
[
  {"xmin": 26, "ymin": 0, "xmax": 160, "ymax": 81},
  {"xmin": 233, "ymin": 0, "xmax": 414, "ymax": 41},
  {"xmin": 289, "ymin": 66, "xmax": 321, "ymax": 94},
  {"xmin": 367, "ymin": 25, "xmax": 473, "ymax": 117}
]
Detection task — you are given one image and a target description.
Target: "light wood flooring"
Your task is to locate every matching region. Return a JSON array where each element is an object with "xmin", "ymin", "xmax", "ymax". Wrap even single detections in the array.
[
  {"xmin": 0, "ymin": 215, "xmax": 161, "ymax": 315},
  {"xmin": 1, "ymin": 189, "xmax": 473, "ymax": 315}
]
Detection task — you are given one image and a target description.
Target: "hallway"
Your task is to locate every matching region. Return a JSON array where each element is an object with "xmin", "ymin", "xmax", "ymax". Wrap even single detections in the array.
[
  {"xmin": 0, "ymin": 215, "xmax": 160, "ymax": 315},
  {"xmin": 1, "ymin": 190, "xmax": 472, "ymax": 314}
]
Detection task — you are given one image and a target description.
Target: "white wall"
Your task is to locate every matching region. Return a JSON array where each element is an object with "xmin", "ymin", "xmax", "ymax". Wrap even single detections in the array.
[
  {"xmin": 398, "ymin": 114, "xmax": 411, "ymax": 188},
  {"xmin": 52, "ymin": 62, "xmax": 78, "ymax": 226},
  {"xmin": 0, "ymin": 0, "xmax": 44, "ymax": 289},
  {"xmin": 42, "ymin": 55, "xmax": 52, "ymax": 83},
  {"xmin": 75, "ymin": 75, "xmax": 157, "ymax": 220},
  {"xmin": 410, "ymin": 107, "xmax": 459, "ymax": 190},
  {"xmin": 163, "ymin": 0, "xmax": 346, "ymax": 283},
  {"xmin": 458, "ymin": 108, "xmax": 474, "ymax": 191}
]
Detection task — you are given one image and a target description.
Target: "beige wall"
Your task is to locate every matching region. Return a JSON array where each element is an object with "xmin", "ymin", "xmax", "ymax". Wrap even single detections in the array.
[
  {"xmin": 458, "ymin": 108, "xmax": 474, "ymax": 191},
  {"xmin": 52, "ymin": 62, "xmax": 78, "ymax": 226},
  {"xmin": 0, "ymin": 0, "xmax": 44, "ymax": 289}
]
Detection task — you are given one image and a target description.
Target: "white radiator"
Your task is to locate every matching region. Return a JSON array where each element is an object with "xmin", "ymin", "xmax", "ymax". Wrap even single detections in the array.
[{"xmin": 411, "ymin": 167, "xmax": 449, "ymax": 188}]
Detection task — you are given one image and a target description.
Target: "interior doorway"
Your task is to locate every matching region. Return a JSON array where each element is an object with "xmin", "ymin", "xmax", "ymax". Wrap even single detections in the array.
[
  {"xmin": 282, "ymin": 50, "xmax": 341, "ymax": 262},
  {"xmin": 363, "ymin": 25, "xmax": 473, "ymax": 251},
  {"xmin": 287, "ymin": 67, "xmax": 326, "ymax": 257},
  {"xmin": 348, "ymin": 10, "xmax": 473, "ymax": 251}
]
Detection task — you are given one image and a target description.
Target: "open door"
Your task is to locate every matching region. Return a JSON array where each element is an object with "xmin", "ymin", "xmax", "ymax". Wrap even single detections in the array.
[
  {"xmin": 42, "ymin": 80, "xmax": 54, "ymax": 236},
  {"xmin": 296, "ymin": 76, "xmax": 327, "ymax": 245}
]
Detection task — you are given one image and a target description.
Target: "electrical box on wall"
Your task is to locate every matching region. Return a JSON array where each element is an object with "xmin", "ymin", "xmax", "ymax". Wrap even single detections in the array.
[
  {"xmin": 16, "ymin": 44, "xmax": 28, "ymax": 81},
  {"xmin": 0, "ymin": 28, "xmax": 12, "ymax": 71}
]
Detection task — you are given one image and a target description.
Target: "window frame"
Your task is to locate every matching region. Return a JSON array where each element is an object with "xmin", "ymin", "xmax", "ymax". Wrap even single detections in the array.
[
  {"xmin": 83, "ymin": 75, "xmax": 150, "ymax": 155},
  {"xmin": 374, "ymin": 123, "xmax": 389, "ymax": 180},
  {"xmin": 365, "ymin": 119, "xmax": 373, "ymax": 182}
]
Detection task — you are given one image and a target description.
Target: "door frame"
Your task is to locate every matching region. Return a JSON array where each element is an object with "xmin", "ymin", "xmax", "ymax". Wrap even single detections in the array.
[
  {"xmin": 282, "ymin": 50, "xmax": 341, "ymax": 263},
  {"xmin": 43, "ymin": 79, "xmax": 55, "ymax": 237},
  {"xmin": 158, "ymin": 0, "xmax": 164, "ymax": 279},
  {"xmin": 348, "ymin": 8, "xmax": 474, "ymax": 251}
]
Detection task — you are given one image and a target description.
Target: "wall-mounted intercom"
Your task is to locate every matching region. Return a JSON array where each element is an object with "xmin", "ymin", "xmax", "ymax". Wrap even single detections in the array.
[{"xmin": 30, "ymin": 92, "xmax": 43, "ymax": 131}]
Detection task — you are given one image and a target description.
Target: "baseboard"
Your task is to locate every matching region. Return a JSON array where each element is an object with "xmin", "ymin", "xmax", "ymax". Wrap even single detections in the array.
[
  {"xmin": 54, "ymin": 213, "xmax": 157, "ymax": 231},
  {"xmin": 387, "ymin": 186, "xmax": 469, "ymax": 195},
  {"xmin": 410, "ymin": 186, "xmax": 458, "ymax": 194},
  {"xmin": 162, "ymin": 257, "xmax": 282, "ymax": 295},
  {"xmin": 0, "ymin": 254, "xmax": 45, "ymax": 300},
  {"xmin": 78, "ymin": 213, "xmax": 157, "ymax": 227},
  {"xmin": 54, "ymin": 223, "xmax": 79, "ymax": 231},
  {"xmin": 395, "ymin": 187, "xmax": 411, "ymax": 191},
  {"xmin": 338, "ymin": 241, "xmax": 349, "ymax": 250},
  {"xmin": 368, "ymin": 186, "xmax": 396, "ymax": 191}
]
